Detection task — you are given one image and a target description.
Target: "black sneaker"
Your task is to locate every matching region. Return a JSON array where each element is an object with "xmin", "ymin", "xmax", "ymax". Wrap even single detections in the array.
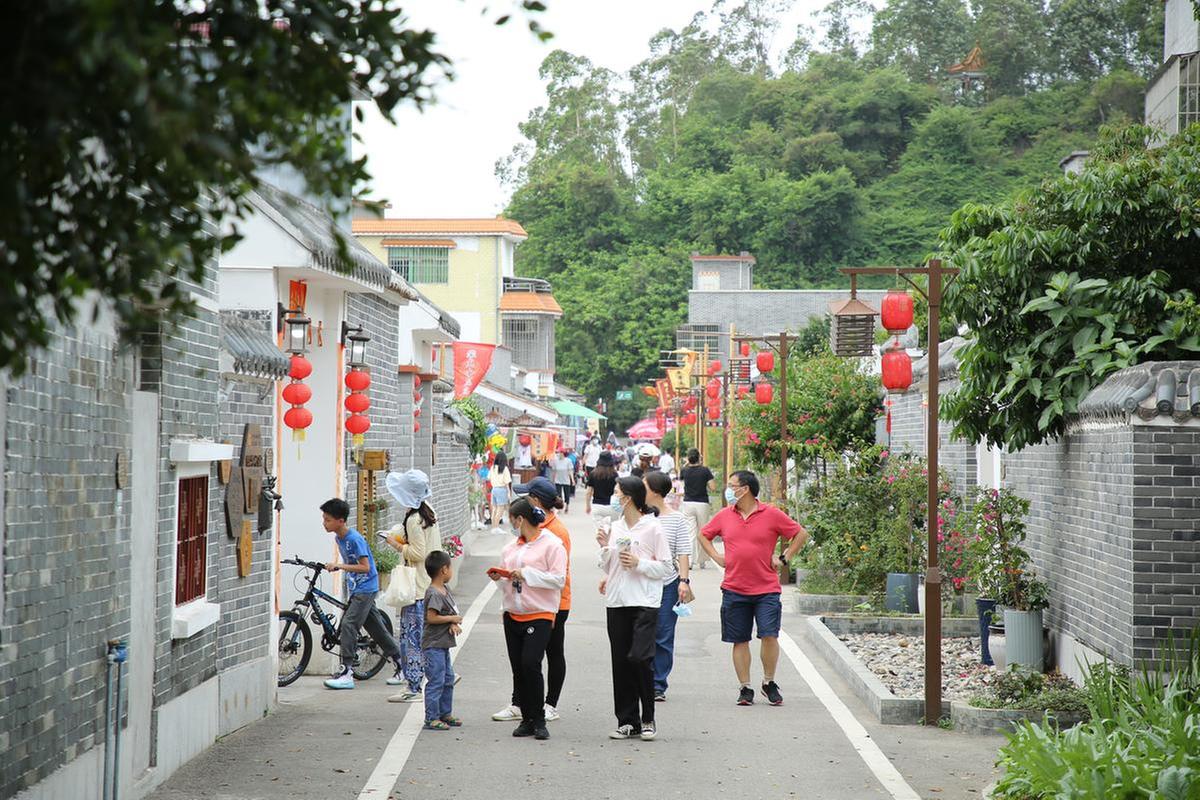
[
  {"xmin": 737, "ymin": 686, "xmax": 755, "ymax": 706},
  {"xmin": 513, "ymin": 721, "xmax": 537, "ymax": 737},
  {"xmin": 654, "ymin": 690, "xmax": 667, "ymax": 702},
  {"xmin": 761, "ymin": 681, "xmax": 784, "ymax": 706},
  {"xmin": 534, "ymin": 724, "xmax": 550, "ymax": 740}
]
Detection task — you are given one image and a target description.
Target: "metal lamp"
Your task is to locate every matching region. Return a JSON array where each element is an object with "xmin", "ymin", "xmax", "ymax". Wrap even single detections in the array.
[
  {"xmin": 341, "ymin": 322, "xmax": 370, "ymax": 368},
  {"xmin": 283, "ymin": 308, "xmax": 311, "ymax": 356}
]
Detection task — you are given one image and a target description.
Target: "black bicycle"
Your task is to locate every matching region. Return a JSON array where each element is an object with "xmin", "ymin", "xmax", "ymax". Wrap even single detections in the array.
[{"xmin": 277, "ymin": 557, "xmax": 395, "ymax": 687}]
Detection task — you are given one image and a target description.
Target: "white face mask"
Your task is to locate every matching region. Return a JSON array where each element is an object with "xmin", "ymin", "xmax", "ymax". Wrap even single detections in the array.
[
  {"xmin": 725, "ymin": 487, "xmax": 740, "ymax": 505},
  {"xmin": 610, "ymin": 496, "xmax": 623, "ymax": 512}
]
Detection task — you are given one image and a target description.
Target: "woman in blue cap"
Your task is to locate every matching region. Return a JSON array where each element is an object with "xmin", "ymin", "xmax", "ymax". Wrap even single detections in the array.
[{"xmin": 383, "ymin": 470, "xmax": 443, "ymax": 703}]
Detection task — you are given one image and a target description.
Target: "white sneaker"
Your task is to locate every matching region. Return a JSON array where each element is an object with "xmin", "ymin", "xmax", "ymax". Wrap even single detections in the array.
[
  {"xmin": 641, "ymin": 721, "xmax": 657, "ymax": 741},
  {"xmin": 386, "ymin": 669, "xmax": 405, "ymax": 686},
  {"xmin": 491, "ymin": 703, "xmax": 522, "ymax": 721},
  {"xmin": 544, "ymin": 704, "xmax": 560, "ymax": 721},
  {"xmin": 387, "ymin": 690, "xmax": 422, "ymax": 703},
  {"xmin": 324, "ymin": 672, "xmax": 355, "ymax": 690},
  {"xmin": 609, "ymin": 724, "xmax": 637, "ymax": 740}
]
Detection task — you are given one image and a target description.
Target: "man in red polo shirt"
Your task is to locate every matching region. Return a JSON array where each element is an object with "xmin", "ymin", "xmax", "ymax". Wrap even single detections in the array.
[{"xmin": 700, "ymin": 469, "xmax": 807, "ymax": 706}]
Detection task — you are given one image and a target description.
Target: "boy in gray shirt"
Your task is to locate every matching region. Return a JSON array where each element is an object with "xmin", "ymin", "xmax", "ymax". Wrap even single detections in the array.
[{"xmin": 422, "ymin": 551, "xmax": 462, "ymax": 730}]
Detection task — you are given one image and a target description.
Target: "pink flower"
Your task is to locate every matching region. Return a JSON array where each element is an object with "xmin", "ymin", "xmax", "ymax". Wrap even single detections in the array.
[
  {"xmin": 880, "ymin": 450, "xmax": 890, "ymax": 459},
  {"xmin": 886, "ymin": 475, "xmax": 896, "ymax": 484}
]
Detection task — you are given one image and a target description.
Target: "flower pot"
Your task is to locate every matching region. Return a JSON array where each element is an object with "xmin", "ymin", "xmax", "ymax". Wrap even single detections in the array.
[
  {"xmin": 975, "ymin": 598, "xmax": 997, "ymax": 666},
  {"xmin": 885, "ymin": 572, "xmax": 920, "ymax": 613},
  {"xmin": 1003, "ymin": 608, "xmax": 1044, "ymax": 671}
]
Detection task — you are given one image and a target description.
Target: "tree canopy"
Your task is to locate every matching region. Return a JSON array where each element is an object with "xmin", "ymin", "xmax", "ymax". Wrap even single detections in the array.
[{"xmin": 503, "ymin": 0, "xmax": 1163, "ymax": 405}]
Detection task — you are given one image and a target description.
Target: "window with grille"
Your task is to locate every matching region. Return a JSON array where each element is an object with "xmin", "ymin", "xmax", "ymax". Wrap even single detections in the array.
[
  {"xmin": 387, "ymin": 247, "xmax": 450, "ymax": 284},
  {"xmin": 175, "ymin": 476, "xmax": 208, "ymax": 605},
  {"xmin": 502, "ymin": 315, "xmax": 554, "ymax": 371},
  {"xmin": 1181, "ymin": 54, "xmax": 1200, "ymax": 131}
]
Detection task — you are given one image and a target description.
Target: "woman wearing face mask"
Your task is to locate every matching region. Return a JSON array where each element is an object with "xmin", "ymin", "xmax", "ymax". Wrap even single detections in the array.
[
  {"xmin": 585, "ymin": 451, "xmax": 618, "ymax": 532},
  {"xmin": 491, "ymin": 497, "xmax": 567, "ymax": 741},
  {"xmin": 596, "ymin": 476, "xmax": 672, "ymax": 741},
  {"xmin": 643, "ymin": 470, "xmax": 694, "ymax": 702}
]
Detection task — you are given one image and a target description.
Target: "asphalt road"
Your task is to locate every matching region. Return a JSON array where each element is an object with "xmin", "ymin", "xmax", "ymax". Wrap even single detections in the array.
[{"xmin": 147, "ymin": 503, "xmax": 1004, "ymax": 800}]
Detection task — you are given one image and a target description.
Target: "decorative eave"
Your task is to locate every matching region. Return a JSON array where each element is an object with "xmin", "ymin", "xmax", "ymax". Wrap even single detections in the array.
[{"xmin": 1077, "ymin": 361, "xmax": 1200, "ymax": 426}]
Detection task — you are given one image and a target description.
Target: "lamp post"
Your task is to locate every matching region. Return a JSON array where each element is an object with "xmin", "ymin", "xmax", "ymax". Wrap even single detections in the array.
[
  {"xmin": 732, "ymin": 332, "xmax": 791, "ymax": 503},
  {"xmin": 834, "ymin": 259, "xmax": 959, "ymax": 726}
]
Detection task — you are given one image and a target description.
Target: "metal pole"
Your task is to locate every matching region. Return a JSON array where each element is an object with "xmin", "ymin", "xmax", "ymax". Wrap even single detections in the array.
[
  {"xmin": 925, "ymin": 260, "xmax": 944, "ymax": 725},
  {"xmin": 103, "ymin": 647, "xmax": 115, "ymax": 800},
  {"xmin": 699, "ymin": 344, "xmax": 709, "ymax": 462},
  {"xmin": 779, "ymin": 332, "xmax": 789, "ymax": 504}
]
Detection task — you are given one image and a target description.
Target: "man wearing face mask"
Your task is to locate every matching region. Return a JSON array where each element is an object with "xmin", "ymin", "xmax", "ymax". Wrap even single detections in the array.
[{"xmin": 699, "ymin": 470, "xmax": 807, "ymax": 707}]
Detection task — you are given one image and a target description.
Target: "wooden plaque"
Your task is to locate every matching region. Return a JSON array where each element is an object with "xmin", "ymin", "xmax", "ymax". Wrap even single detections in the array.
[
  {"xmin": 240, "ymin": 423, "xmax": 264, "ymax": 514},
  {"xmin": 237, "ymin": 521, "xmax": 253, "ymax": 577},
  {"xmin": 361, "ymin": 449, "xmax": 388, "ymax": 472},
  {"xmin": 218, "ymin": 459, "xmax": 232, "ymax": 485},
  {"xmin": 115, "ymin": 452, "xmax": 129, "ymax": 489},
  {"xmin": 224, "ymin": 464, "xmax": 245, "ymax": 539}
]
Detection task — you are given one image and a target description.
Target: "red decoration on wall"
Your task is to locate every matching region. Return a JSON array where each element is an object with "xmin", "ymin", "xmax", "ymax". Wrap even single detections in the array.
[
  {"xmin": 281, "ymin": 382, "xmax": 312, "ymax": 406},
  {"xmin": 706, "ymin": 404, "xmax": 721, "ymax": 421},
  {"xmin": 344, "ymin": 393, "xmax": 370, "ymax": 414},
  {"xmin": 288, "ymin": 355, "xmax": 312, "ymax": 381},
  {"xmin": 345, "ymin": 414, "xmax": 370, "ymax": 436},
  {"xmin": 344, "ymin": 366, "xmax": 372, "ymax": 446},
  {"xmin": 284, "ymin": 406, "xmax": 313, "ymax": 432},
  {"xmin": 413, "ymin": 374, "xmax": 423, "ymax": 389},
  {"xmin": 881, "ymin": 347, "xmax": 913, "ymax": 391},
  {"xmin": 705, "ymin": 378, "xmax": 720, "ymax": 399},
  {"xmin": 756, "ymin": 351, "xmax": 775, "ymax": 373},
  {"xmin": 345, "ymin": 370, "xmax": 370, "ymax": 392},
  {"xmin": 413, "ymin": 420, "xmax": 421, "ymax": 433},
  {"xmin": 283, "ymin": 356, "xmax": 313, "ymax": 442},
  {"xmin": 755, "ymin": 382, "xmax": 773, "ymax": 405},
  {"xmin": 880, "ymin": 289, "xmax": 915, "ymax": 333},
  {"xmin": 708, "ymin": 359, "xmax": 722, "ymax": 376},
  {"xmin": 740, "ymin": 342, "xmax": 751, "ymax": 357},
  {"xmin": 682, "ymin": 412, "xmax": 697, "ymax": 425}
]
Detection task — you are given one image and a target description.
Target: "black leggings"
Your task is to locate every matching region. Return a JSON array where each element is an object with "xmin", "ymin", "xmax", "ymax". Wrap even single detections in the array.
[
  {"xmin": 503, "ymin": 614, "xmax": 553, "ymax": 725},
  {"xmin": 511, "ymin": 609, "xmax": 569, "ymax": 709}
]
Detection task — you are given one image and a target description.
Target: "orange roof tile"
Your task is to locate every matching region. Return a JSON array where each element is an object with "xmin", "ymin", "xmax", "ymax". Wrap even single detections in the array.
[
  {"xmin": 380, "ymin": 238, "xmax": 457, "ymax": 248},
  {"xmin": 352, "ymin": 217, "xmax": 528, "ymax": 237},
  {"xmin": 500, "ymin": 291, "xmax": 563, "ymax": 316}
]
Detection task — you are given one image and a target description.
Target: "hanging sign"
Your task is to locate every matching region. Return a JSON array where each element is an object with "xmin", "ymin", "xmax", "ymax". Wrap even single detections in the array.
[{"xmin": 452, "ymin": 342, "xmax": 497, "ymax": 399}]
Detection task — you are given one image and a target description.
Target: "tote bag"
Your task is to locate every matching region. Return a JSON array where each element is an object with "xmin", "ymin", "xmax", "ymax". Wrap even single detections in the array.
[{"xmin": 381, "ymin": 523, "xmax": 418, "ymax": 609}]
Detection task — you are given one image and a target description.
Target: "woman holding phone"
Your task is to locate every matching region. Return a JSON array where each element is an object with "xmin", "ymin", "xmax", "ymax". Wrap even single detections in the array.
[
  {"xmin": 490, "ymin": 497, "xmax": 567, "ymax": 741},
  {"xmin": 597, "ymin": 476, "xmax": 672, "ymax": 741}
]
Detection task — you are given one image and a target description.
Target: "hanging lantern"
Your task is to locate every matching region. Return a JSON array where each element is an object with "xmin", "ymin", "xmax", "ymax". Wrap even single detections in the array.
[
  {"xmin": 344, "ymin": 393, "xmax": 370, "ymax": 414},
  {"xmin": 708, "ymin": 359, "xmax": 721, "ymax": 376},
  {"xmin": 345, "ymin": 370, "xmax": 370, "ymax": 392},
  {"xmin": 829, "ymin": 278, "xmax": 878, "ymax": 356},
  {"xmin": 682, "ymin": 412, "xmax": 697, "ymax": 425},
  {"xmin": 413, "ymin": 406, "xmax": 422, "ymax": 417},
  {"xmin": 705, "ymin": 379, "xmax": 720, "ymax": 399},
  {"xmin": 289, "ymin": 355, "xmax": 312, "ymax": 381},
  {"xmin": 756, "ymin": 351, "xmax": 775, "ymax": 373},
  {"xmin": 740, "ymin": 342, "xmax": 751, "ymax": 357},
  {"xmin": 880, "ymin": 289, "xmax": 914, "ymax": 333},
  {"xmin": 413, "ymin": 420, "xmax": 421, "ymax": 433},
  {"xmin": 283, "ymin": 310, "xmax": 311, "ymax": 356},
  {"xmin": 413, "ymin": 374, "xmax": 423, "ymax": 389},
  {"xmin": 881, "ymin": 347, "xmax": 913, "ymax": 391},
  {"xmin": 684, "ymin": 395, "xmax": 697, "ymax": 411},
  {"xmin": 346, "ymin": 414, "xmax": 371, "ymax": 436},
  {"xmin": 755, "ymin": 382, "xmax": 774, "ymax": 405},
  {"xmin": 281, "ymin": 382, "xmax": 312, "ymax": 406},
  {"xmin": 283, "ymin": 406, "xmax": 313, "ymax": 441},
  {"xmin": 707, "ymin": 405, "xmax": 721, "ymax": 421},
  {"xmin": 283, "ymin": 353, "xmax": 313, "ymax": 442},
  {"xmin": 737, "ymin": 385, "xmax": 750, "ymax": 401}
]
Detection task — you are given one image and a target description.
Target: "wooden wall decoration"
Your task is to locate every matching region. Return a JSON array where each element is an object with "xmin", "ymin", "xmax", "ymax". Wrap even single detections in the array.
[
  {"xmin": 240, "ymin": 423, "xmax": 264, "ymax": 514},
  {"xmin": 237, "ymin": 520, "xmax": 253, "ymax": 577},
  {"xmin": 225, "ymin": 464, "xmax": 245, "ymax": 539}
]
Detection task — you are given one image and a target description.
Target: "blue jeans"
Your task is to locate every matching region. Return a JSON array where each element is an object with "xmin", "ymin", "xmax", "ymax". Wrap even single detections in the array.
[
  {"xmin": 422, "ymin": 647, "xmax": 455, "ymax": 722},
  {"xmin": 653, "ymin": 578, "xmax": 681, "ymax": 693},
  {"xmin": 398, "ymin": 600, "xmax": 425, "ymax": 693}
]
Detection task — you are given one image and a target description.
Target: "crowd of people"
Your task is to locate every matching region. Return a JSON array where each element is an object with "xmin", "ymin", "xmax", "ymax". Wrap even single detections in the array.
[{"xmin": 313, "ymin": 435, "xmax": 808, "ymax": 741}]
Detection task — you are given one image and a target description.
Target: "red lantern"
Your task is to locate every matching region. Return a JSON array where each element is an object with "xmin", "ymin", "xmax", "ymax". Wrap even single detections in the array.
[
  {"xmin": 346, "ymin": 414, "xmax": 370, "ymax": 435},
  {"xmin": 684, "ymin": 396, "xmax": 697, "ymax": 411},
  {"xmin": 707, "ymin": 405, "xmax": 721, "ymax": 421},
  {"xmin": 740, "ymin": 342, "xmax": 751, "ymax": 357},
  {"xmin": 344, "ymin": 393, "xmax": 370, "ymax": 413},
  {"xmin": 413, "ymin": 421, "xmax": 421, "ymax": 433},
  {"xmin": 345, "ymin": 369, "xmax": 370, "ymax": 392},
  {"xmin": 284, "ymin": 406, "xmax": 313, "ymax": 439},
  {"xmin": 880, "ymin": 289, "xmax": 915, "ymax": 333},
  {"xmin": 281, "ymin": 382, "xmax": 312, "ymax": 406},
  {"xmin": 881, "ymin": 348, "xmax": 913, "ymax": 391},
  {"xmin": 755, "ymin": 382, "xmax": 773, "ymax": 405},
  {"xmin": 519, "ymin": 434, "xmax": 532, "ymax": 446},
  {"xmin": 413, "ymin": 406, "xmax": 422, "ymax": 417},
  {"xmin": 737, "ymin": 385, "xmax": 750, "ymax": 400},
  {"xmin": 683, "ymin": 412, "xmax": 697, "ymax": 425},
  {"xmin": 756, "ymin": 352, "xmax": 774, "ymax": 373},
  {"xmin": 288, "ymin": 355, "xmax": 312, "ymax": 381},
  {"xmin": 413, "ymin": 374, "xmax": 423, "ymax": 389},
  {"xmin": 708, "ymin": 359, "xmax": 721, "ymax": 375},
  {"xmin": 705, "ymin": 378, "xmax": 720, "ymax": 399}
]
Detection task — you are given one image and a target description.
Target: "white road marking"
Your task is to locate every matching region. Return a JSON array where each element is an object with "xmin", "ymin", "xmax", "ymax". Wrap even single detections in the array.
[
  {"xmin": 778, "ymin": 629, "xmax": 922, "ymax": 800},
  {"xmin": 357, "ymin": 580, "xmax": 498, "ymax": 799}
]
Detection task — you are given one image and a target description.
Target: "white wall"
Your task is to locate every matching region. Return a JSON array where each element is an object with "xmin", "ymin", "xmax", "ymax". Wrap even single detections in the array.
[
  {"xmin": 1165, "ymin": 0, "xmax": 1200, "ymax": 59},
  {"xmin": 220, "ymin": 267, "xmax": 277, "ymax": 311},
  {"xmin": 452, "ymin": 311, "xmax": 482, "ymax": 343}
]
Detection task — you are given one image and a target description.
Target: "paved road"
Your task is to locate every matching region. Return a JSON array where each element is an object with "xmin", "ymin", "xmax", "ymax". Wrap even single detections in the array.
[{"xmin": 148, "ymin": 503, "xmax": 1003, "ymax": 800}]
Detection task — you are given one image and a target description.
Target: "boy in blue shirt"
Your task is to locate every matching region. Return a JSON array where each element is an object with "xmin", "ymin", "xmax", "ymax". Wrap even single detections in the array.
[{"xmin": 320, "ymin": 498, "xmax": 405, "ymax": 690}]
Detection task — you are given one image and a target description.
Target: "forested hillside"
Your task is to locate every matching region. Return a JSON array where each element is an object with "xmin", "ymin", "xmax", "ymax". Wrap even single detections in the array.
[{"xmin": 500, "ymin": 0, "xmax": 1163, "ymax": 409}]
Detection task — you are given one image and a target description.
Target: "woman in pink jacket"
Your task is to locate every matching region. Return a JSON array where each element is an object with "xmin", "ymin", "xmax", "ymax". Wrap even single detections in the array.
[{"xmin": 490, "ymin": 497, "xmax": 567, "ymax": 741}]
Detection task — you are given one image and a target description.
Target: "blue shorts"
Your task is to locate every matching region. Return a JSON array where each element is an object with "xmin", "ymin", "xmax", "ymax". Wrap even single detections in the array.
[
  {"xmin": 491, "ymin": 487, "xmax": 509, "ymax": 505},
  {"xmin": 720, "ymin": 590, "xmax": 783, "ymax": 643}
]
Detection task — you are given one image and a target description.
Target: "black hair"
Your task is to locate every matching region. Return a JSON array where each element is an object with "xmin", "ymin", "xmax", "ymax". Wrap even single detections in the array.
[
  {"xmin": 630, "ymin": 467, "xmax": 644, "ymax": 479},
  {"xmin": 494, "ymin": 451, "xmax": 508, "ymax": 473},
  {"xmin": 644, "ymin": 470, "xmax": 672, "ymax": 499},
  {"xmin": 731, "ymin": 469, "xmax": 760, "ymax": 497},
  {"xmin": 590, "ymin": 460, "xmax": 616, "ymax": 485},
  {"xmin": 425, "ymin": 550, "xmax": 452, "ymax": 579},
  {"xmin": 509, "ymin": 497, "xmax": 547, "ymax": 527},
  {"xmin": 687, "ymin": 448, "xmax": 701, "ymax": 465},
  {"xmin": 617, "ymin": 475, "xmax": 656, "ymax": 516},
  {"xmin": 320, "ymin": 498, "xmax": 350, "ymax": 521},
  {"xmin": 530, "ymin": 490, "xmax": 565, "ymax": 511},
  {"xmin": 405, "ymin": 501, "xmax": 438, "ymax": 529}
]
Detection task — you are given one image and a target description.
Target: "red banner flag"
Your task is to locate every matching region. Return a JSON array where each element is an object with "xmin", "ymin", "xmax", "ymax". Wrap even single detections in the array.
[{"xmin": 452, "ymin": 342, "xmax": 496, "ymax": 399}]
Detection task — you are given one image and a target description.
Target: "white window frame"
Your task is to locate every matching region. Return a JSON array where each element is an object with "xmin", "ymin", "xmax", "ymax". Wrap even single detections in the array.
[{"xmin": 170, "ymin": 462, "xmax": 220, "ymax": 638}]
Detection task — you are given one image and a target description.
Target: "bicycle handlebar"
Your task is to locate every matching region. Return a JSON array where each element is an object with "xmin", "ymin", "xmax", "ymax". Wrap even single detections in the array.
[{"xmin": 282, "ymin": 556, "xmax": 326, "ymax": 571}]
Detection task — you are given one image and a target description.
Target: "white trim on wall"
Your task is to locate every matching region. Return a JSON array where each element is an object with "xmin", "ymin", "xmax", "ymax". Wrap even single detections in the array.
[{"xmin": 171, "ymin": 461, "xmax": 221, "ymax": 639}]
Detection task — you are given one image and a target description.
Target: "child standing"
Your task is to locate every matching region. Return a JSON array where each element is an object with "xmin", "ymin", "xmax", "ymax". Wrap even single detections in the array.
[{"xmin": 422, "ymin": 551, "xmax": 463, "ymax": 730}]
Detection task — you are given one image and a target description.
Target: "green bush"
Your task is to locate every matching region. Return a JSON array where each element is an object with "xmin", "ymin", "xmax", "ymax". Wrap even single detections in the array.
[
  {"xmin": 370, "ymin": 535, "xmax": 400, "ymax": 574},
  {"xmin": 969, "ymin": 666, "xmax": 1089, "ymax": 721}
]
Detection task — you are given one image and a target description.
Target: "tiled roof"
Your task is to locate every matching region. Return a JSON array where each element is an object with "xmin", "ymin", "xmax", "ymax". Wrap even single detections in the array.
[
  {"xmin": 221, "ymin": 315, "xmax": 289, "ymax": 379},
  {"xmin": 499, "ymin": 291, "xmax": 563, "ymax": 316},
  {"xmin": 380, "ymin": 238, "xmax": 457, "ymax": 248},
  {"xmin": 352, "ymin": 218, "xmax": 528, "ymax": 237},
  {"xmin": 1078, "ymin": 361, "xmax": 1200, "ymax": 423}
]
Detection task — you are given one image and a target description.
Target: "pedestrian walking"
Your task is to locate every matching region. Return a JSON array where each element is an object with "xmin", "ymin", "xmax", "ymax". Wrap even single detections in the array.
[
  {"xmin": 317, "ymin": 498, "xmax": 405, "ymax": 691},
  {"xmin": 491, "ymin": 497, "xmax": 567, "ymax": 741},
  {"xmin": 421, "ymin": 551, "xmax": 463, "ymax": 731},
  {"xmin": 383, "ymin": 470, "xmax": 444, "ymax": 703},
  {"xmin": 586, "ymin": 451, "xmax": 619, "ymax": 532},
  {"xmin": 552, "ymin": 450, "xmax": 574, "ymax": 511},
  {"xmin": 699, "ymin": 470, "xmax": 807, "ymax": 707},
  {"xmin": 490, "ymin": 451, "xmax": 512, "ymax": 531},
  {"xmin": 679, "ymin": 449, "xmax": 717, "ymax": 569},
  {"xmin": 583, "ymin": 436, "xmax": 601, "ymax": 478},
  {"xmin": 657, "ymin": 449, "xmax": 675, "ymax": 478},
  {"xmin": 597, "ymin": 476, "xmax": 672, "ymax": 741},
  {"xmin": 492, "ymin": 477, "xmax": 572, "ymax": 724},
  {"xmin": 643, "ymin": 471, "xmax": 694, "ymax": 701}
]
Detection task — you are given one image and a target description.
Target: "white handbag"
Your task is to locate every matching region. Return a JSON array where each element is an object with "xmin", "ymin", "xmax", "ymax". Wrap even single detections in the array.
[{"xmin": 381, "ymin": 523, "xmax": 418, "ymax": 609}]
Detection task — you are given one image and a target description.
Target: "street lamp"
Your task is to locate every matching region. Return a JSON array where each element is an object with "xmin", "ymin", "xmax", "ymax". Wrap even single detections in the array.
[
  {"xmin": 341, "ymin": 322, "xmax": 370, "ymax": 368},
  {"xmin": 282, "ymin": 307, "xmax": 311, "ymax": 355}
]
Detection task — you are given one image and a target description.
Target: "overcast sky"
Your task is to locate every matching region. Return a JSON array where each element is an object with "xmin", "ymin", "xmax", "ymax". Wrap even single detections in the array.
[{"xmin": 355, "ymin": 0, "xmax": 842, "ymax": 218}]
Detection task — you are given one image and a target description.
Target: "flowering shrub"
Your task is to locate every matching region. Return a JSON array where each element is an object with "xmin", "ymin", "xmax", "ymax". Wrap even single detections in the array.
[
  {"xmin": 442, "ymin": 534, "xmax": 464, "ymax": 559},
  {"xmin": 966, "ymin": 488, "xmax": 1047, "ymax": 610}
]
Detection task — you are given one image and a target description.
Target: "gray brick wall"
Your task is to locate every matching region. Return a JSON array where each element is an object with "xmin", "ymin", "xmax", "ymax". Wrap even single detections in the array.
[
  {"xmin": 885, "ymin": 382, "xmax": 976, "ymax": 499},
  {"xmin": 0, "ymin": 321, "xmax": 133, "ymax": 797},
  {"xmin": 431, "ymin": 390, "xmax": 470, "ymax": 541}
]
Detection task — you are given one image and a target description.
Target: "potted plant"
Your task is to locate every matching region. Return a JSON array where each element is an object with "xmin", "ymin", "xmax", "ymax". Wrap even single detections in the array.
[
  {"xmin": 363, "ymin": 497, "xmax": 397, "ymax": 588},
  {"xmin": 968, "ymin": 488, "xmax": 1047, "ymax": 669},
  {"xmin": 878, "ymin": 456, "xmax": 934, "ymax": 613}
]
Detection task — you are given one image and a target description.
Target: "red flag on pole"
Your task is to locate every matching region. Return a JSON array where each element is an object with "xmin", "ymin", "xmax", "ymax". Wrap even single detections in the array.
[{"xmin": 452, "ymin": 342, "xmax": 496, "ymax": 399}]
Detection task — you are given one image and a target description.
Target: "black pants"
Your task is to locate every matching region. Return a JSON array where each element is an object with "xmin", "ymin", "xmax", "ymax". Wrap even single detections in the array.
[
  {"xmin": 511, "ymin": 609, "xmax": 568, "ymax": 708},
  {"xmin": 503, "ymin": 613, "xmax": 553, "ymax": 725},
  {"xmin": 557, "ymin": 483, "xmax": 573, "ymax": 508},
  {"xmin": 606, "ymin": 606, "xmax": 658, "ymax": 727}
]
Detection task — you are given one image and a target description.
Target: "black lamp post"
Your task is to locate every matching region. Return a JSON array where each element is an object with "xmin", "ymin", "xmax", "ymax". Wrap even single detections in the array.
[
  {"xmin": 341, "ymin": 322, "xmax": 370, "ymax": 368},
  {"xmin": 282, "ymin": 307, "xmax": 311, "ymax": 356}
]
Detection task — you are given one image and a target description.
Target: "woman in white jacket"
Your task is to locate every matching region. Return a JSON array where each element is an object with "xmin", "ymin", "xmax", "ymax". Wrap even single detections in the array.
[{"xmin": 597, "ymin": 476, "xmax": 672, "ymax": 742}]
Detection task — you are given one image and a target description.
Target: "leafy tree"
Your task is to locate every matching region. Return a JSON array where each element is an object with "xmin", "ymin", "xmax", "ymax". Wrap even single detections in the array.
[
  {"xmin": 940, "ymin": 125, "xmax": 1200, "ymax": 451},
  {"xmin": 3, "ymin": 0, "xmax": 545, "ymax": 376},
  {"xmin": 971, "ymin": 0, "xmax": 1049, "ymax": 96},
  {"xmin": 869, "ymin": 0, "xmax": 974, "ymax": 84}
]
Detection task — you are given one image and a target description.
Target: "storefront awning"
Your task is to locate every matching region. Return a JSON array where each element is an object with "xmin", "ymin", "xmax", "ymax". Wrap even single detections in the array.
[{"xmin": 550, "ymin": 399, "xmax": 606, "ymax": 420}]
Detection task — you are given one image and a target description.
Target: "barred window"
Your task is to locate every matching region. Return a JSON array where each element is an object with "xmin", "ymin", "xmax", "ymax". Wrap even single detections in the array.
[
  {"xmin": 1181, "ymin": 54, "xmax": 1200, "ymax": 131},
  {"xmin": 502, "ymin": 315, "xmax": 555, "ymax": 371},
  {"xmin": 387, "ymin": 247, "xmax": 450, "ymax": 284},
  {"xmin": 175, "ymin": 476, "xmax": 208, "ymax": 605}
]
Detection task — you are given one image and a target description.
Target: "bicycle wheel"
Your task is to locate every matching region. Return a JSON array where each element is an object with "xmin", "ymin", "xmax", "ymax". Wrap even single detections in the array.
[
  {"xmin": 277, "ymin": 610, "xmax": 311, "ymax": 687},
  {"xmin": 352, "ymin": 608, "xmax": 394, "ymax": 681}
]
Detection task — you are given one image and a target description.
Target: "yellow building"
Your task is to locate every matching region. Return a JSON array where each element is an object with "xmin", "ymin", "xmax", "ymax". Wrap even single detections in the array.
[{"xmin": 352, "ymin": 216, "xmax": 563, "ymax": 392}]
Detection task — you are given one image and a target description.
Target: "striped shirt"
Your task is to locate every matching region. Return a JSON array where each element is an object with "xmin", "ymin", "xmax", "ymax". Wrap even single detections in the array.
[{"xmin": 658, "ymin": 511, "xmax": 693, "ymax": 583}]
